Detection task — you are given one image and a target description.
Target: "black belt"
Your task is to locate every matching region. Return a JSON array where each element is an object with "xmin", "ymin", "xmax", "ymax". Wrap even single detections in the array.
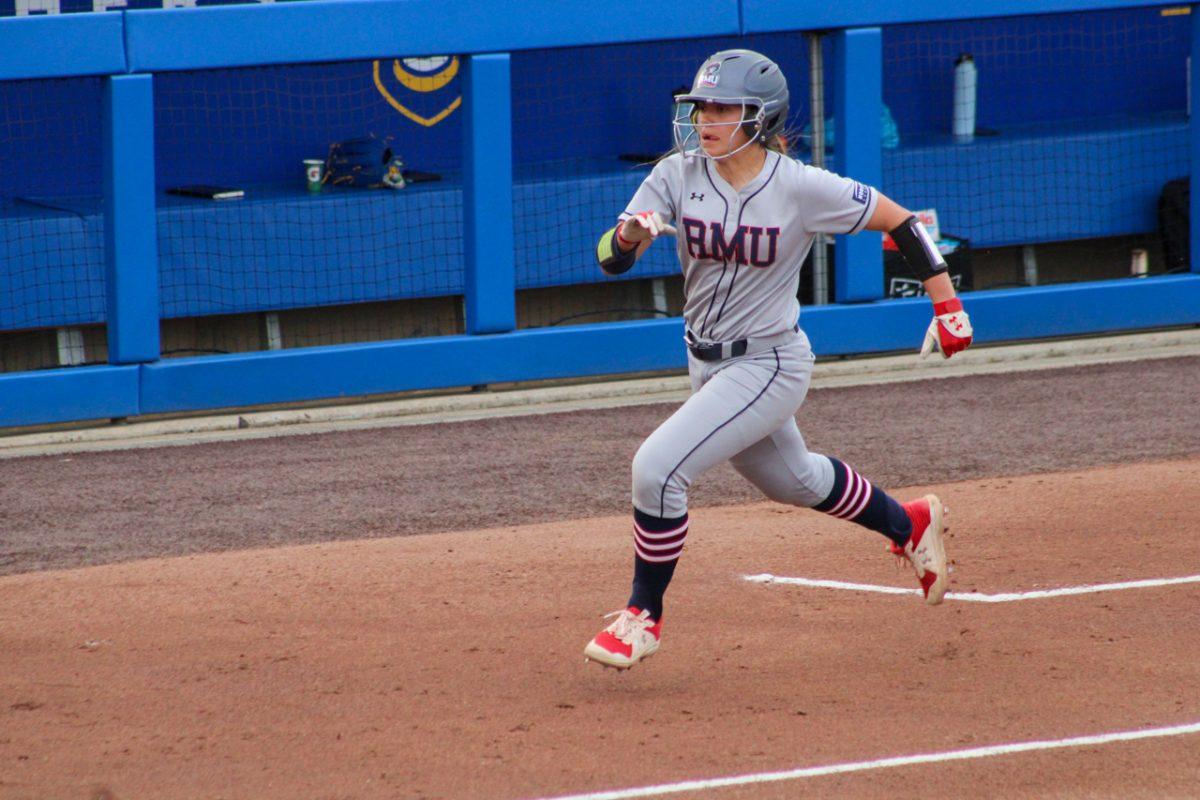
[
  {"xmin": 688, "ymin": 338, "xmax": 748, "ymax": 362},
  {"xmin": 686, "ymin": 324, "xmax": 799, "ymax": 363}
]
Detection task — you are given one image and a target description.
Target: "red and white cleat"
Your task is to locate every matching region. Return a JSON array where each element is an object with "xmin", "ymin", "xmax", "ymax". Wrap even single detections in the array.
[
  {"xmin": 583, "ymin": 607, "xmax": 662, "ymax": 670},
  {"xmin": 897, "ymin": 494, "xmax": 950, "ymax": 605}
]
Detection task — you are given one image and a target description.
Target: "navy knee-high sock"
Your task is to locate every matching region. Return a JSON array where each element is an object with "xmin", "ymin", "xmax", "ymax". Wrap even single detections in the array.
[
  {"xmin": 627, "ymin": 508, "xmax": 689, "ymax": 621},
  {"xmin": 813, "ymin": 457, "xmax": 912, "ymax": 546}
]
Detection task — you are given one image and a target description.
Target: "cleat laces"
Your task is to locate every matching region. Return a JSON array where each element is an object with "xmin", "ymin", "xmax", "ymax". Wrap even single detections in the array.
[{"xmin": 602, "ymin": 608, "xmax": 653, "ymax": 644}]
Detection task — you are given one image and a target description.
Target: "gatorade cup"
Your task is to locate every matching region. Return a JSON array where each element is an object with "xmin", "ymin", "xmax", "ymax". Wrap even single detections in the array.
[{"xmin": 304, "ymin": 159, "xmax": 325, "ymax": 192}]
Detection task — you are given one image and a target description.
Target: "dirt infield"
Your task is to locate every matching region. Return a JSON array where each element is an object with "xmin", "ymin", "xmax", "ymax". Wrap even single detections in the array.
[
  {"xmin": 1, "ymin": 356, "xmax": 1199, "ymax": 799},
  {"xmin": 1, "ymin": 356, "xmax": 1199, "ymax": 576},
  {"xmin": 1, "ymin": 460, "xmax": 1198, "ymax": 799}
]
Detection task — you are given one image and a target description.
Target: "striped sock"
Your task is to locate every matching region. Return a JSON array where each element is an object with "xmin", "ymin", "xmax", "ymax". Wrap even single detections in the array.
[
  {"xmin": 627, "ymin": 508, "xmax": 689, "ymax": 621},
  {"xmin": 813, "ymin": 457, "xmax": 912, "ymax": 546}
]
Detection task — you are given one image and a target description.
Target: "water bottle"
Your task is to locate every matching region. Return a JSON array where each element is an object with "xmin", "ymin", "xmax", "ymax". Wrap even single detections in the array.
[{"xmin": 953, "ymin": 53, "xmax": 977, "ymax": 142}]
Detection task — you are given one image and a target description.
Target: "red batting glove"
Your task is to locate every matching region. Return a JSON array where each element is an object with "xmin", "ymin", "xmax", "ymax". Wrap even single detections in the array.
[{"xmin": 919, "ymin": 297, "xmax": 973, "ymax": 359}]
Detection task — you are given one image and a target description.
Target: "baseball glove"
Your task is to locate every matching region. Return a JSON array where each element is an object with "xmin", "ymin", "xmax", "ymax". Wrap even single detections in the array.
[{"xmin": 324, "ymin": 136, "xmax": 406, "ymax": 189}]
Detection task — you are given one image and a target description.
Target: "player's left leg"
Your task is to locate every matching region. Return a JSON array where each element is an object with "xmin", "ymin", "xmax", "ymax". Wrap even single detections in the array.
[
  {"xmin": 584, "ymin": 345, "xmax": 811, "ymax": 669},
  {"xmin": 623, "ymin": 345, "xmax": 813, "ymax": 617},
  {"xmin": 729, "ymin": 420, "xmax": 949, "ymax": 604}
]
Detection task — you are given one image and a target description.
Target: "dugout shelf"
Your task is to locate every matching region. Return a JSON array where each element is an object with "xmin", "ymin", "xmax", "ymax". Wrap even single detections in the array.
[{"xmin": 0, "ymin": 113, "xmax": 1188, "ymax": 332}]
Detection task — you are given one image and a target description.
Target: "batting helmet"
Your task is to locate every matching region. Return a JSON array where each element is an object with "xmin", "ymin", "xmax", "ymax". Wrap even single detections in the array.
[{"xmin": 672, "ymin": 49, "xmax": 790, "ymax": 158}]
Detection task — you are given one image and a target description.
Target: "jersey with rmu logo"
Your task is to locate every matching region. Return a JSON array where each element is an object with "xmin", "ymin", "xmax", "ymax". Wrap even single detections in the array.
[{"xmin": 618, "ymin": 150, "xmax": 878, "ymax": 343}]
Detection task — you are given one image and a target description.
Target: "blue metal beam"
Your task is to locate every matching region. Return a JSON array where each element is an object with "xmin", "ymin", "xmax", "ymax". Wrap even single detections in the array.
[
  {"xmin": 0, "ymin": 366, "xmax": 139, "ymax": 427},
  {"xmin": 0, "ymin": 0, "xmax": 1176, "ymax": 78},
  {"xmin": 463, "ymin": 53, "xmax": 516, "ymax": 334},
  {"xmin": 1191, "ymin": 6, "xmax": 1200, "ymax": 274},
  {"xmin": 138, "ymin": 275, "xmax": 1200, "ymax": 415},
  {"xmin": 138, "ymin": 318, "xmax": 689, "ymax": 414},
  {"xmin": 103, "ymin": 74, "xmax": 161, "ymax": 364},
  {"xmin": 807, "ymin": 274, "xmax": 1200, "ymax": 354},
  {"xmin": 833, "ymin": 27, "xmax": 884, "ymax": 303},
  {"xmin": 0, "ymin": 12, "xmax": 125, "ymax": 80},
  {"xmin": 123, "ymin": 0, "xmax": 741, "ymax": 71},
  {"xmin": 743, "ymin": 0, "xmax": 1177, "ymax": 33}
]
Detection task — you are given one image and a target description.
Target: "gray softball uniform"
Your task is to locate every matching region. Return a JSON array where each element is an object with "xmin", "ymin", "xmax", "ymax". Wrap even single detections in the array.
[
  {"xmin": 620, "ymin": 150, "xmax": 878, "ymax": 342},
  {"xmin": 619, "ymin": 150, "xmax": 879, "ymax": 525}
]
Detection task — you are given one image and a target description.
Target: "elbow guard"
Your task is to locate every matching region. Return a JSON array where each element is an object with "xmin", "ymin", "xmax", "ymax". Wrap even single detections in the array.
[
  {"xmin": 597, "ymin": 226, "xmax": 637, "ymax": 275},
  {"xmin": 889, "ymin": 215, "xmax": 948, "ymax": 282}
]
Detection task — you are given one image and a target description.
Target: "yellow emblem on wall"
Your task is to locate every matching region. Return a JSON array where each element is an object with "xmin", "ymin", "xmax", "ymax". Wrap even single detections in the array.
[{"xmin": 374, "ymin": 56, "xmax": 462, "ymax": 127}]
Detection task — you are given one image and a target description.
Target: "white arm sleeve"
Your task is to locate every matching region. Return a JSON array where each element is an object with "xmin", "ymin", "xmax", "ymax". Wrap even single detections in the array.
[
  {"xmin": 618, "ymin": 158, "xmax": 678, "ymax": 225},
  {"xmin": 797, "ymin": 165, "xmax": 879, "ymax": 235}
]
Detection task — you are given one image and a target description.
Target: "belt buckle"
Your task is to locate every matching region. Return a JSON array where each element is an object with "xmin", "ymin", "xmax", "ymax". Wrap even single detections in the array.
[
  {"xmin": 687, "ymin": 341, "xmax": 719, "ymax": 362},
  {"xmin": 685, "ymin": 330, "xmax": 714, "ymax": 361}
]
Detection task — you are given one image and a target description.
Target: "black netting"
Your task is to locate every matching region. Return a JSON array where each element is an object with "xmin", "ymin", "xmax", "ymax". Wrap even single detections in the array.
[
  {"xmin": 0, "ymin": 10, "xmax": 1189, "ymax": 377},
  {"xmin": 880, "ymin": 7, "xmax": 1188, "ymax": 296},
  {"xmin": 153, "ymin": 58, "xmax": 465, "ymax": 357},
  {"xmin": 0, "ymin": 77, "xmax": 107, "ymax": 372}
]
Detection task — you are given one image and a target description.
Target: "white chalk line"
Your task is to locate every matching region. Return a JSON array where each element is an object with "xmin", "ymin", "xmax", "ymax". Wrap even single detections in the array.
[
  {"xmin": 743, "ymin": 573, "xmax": 1200, "ymax": 602},
  {"xmin": 533, "ymin": 720, "xmax": 1200, "ymax": 800}
]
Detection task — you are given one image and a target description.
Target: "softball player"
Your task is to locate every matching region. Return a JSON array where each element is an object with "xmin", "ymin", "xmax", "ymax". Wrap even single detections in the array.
[{"xmin": 584, "ymin": 49, "xmax": 974, "ymax": 670}]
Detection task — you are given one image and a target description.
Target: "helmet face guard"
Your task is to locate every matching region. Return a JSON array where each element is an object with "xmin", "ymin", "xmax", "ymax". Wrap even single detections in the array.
[
  {"xmin": 673, "ymin": 49, "xmax": 789, "ymax": 160},
  {"xmin": 672, "ymin": 96, "xmax": 766, "ymax": 161}
]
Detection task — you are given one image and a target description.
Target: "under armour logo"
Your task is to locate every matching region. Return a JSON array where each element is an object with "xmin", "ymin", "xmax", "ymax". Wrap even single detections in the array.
[{"xmin": 690, "ymin": 193, "xmax": 705, "ymax": 201}]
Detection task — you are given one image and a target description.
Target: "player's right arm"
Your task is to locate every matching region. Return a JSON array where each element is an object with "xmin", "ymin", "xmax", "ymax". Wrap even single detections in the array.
[
  {"xmin": 597, "ymin": 159, "xmax": 677, "ymax": 276},
  {"xmin": 596, "ymin": 215, "xmax": 659, "ymax": 275}
]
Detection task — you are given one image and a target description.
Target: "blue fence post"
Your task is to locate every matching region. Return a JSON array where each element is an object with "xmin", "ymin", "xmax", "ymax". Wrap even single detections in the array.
[
  {"xmin": 1192, "ymin": 9, "xmax": 1200, "ymax": 274},
  {"xmin": 832, "ymin": 27, "xmax": 884, "ymax": 302},
  {"xmin": 102, "ymin": 73, "xmax": 160, "ymax": 364},
  {"xmin": 462, "ymin": 52, "xmax": 516, "ymax": 334}
]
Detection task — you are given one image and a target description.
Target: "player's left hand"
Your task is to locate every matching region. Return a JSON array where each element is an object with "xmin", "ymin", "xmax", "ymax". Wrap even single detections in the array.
[{"xmin": 920, "ymin": 297, "xmax": 973, "ymax": 359}]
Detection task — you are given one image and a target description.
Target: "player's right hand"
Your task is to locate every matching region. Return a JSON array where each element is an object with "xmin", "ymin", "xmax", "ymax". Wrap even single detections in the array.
[
  {"xmin": 920, "ymin": 297, "xmax": 973, "ymax": 360},
  {"xmin": 620, "ymin": 211, "xmax": 675, "ymax": 244}
]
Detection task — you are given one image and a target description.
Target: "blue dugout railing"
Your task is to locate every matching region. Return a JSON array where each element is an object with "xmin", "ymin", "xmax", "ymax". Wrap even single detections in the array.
[{"xmin": 0, "ymin": 0, "xmax": 1196, "ymax": 427}]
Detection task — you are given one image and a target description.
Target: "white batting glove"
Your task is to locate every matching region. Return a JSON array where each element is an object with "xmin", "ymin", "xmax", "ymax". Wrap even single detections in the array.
[{"xmin": 620, "ymin": 211, "xmax": 677, "ymax": 244}]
